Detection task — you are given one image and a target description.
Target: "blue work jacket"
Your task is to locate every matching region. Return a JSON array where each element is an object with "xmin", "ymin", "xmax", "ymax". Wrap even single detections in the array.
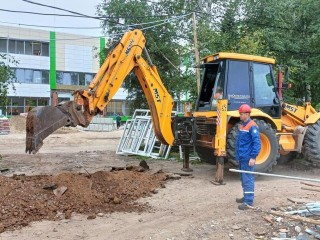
[{"xmin": 236, "ymin": 118, "xmax": 261, "ymax": 161}]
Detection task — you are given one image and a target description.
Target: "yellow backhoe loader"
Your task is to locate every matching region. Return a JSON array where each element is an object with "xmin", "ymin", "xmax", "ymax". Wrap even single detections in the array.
[{"xmin": 25, "ymin": 29, "xmax": 320, "ymax": 182}]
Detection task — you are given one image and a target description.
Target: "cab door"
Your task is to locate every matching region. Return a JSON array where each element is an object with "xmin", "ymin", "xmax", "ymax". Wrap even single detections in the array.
[
  {"xmin": 226, "ymin": 60, "xmax": 251, "ymax": 111},
  {"xmin": 252, "ymin": 63, "xmax": 280, "ymax": 118}
]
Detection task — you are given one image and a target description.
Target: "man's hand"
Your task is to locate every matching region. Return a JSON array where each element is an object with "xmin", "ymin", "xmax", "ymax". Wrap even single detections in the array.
[{"xmin": 249, "ymin": 158, "xmax": 255, "ymax": 166}]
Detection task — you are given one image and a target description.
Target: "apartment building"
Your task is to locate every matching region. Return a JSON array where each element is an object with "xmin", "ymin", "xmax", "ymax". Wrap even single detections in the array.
[{"xmin": 0, "ymin": 25, "xmax": 129, "ymax": 116}]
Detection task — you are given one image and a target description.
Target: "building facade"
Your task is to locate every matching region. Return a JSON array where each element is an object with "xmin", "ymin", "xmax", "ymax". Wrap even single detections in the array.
[{"xmin": 0, "ymin": 25, "xmax": 129, "ymax": 116}]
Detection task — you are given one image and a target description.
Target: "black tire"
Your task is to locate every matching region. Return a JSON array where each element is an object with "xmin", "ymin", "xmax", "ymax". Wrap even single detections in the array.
[
  {"xmin": 226, "ymin": 122, "xmax": 240, "ymax": 167},
  {"xmin": 304, "ymin": 120, "xmax": 320, "ymax": 165},
  {"xmin": 227, "ymin": 119, "xmax": 279, "ymax": 173},
  {"xmin": 195, "ymin": 146, "xmax": 216, "ymax": 164}
]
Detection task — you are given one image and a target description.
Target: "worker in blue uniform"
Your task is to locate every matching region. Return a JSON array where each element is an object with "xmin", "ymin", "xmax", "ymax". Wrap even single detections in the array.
[{"xmin": 236, "ymin": 104, "xmax": 261, "ymax": 210}]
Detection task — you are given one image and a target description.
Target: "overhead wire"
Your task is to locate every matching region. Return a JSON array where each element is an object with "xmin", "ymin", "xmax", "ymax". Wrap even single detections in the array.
[
  {"xmin": 0, "ymin": 14, "xmax": 189, "ymax": 30},
  {"xmin": 22, "ymin": 0, "xmax": 102, "ymax": 20},
  {"xmin": 0, "ymin": 8, "xmax": 182, "ymax": 20},
  {"xmin": 0, "ymin": 21, "xmax": 102, "ymax": 29},
  {"xmin": 0, "ymin": 8, "xmax": 99, "ymax": 18},
  {"xmin": 0, "ymin": 13, "xmax": 192, "ymax": 42},
  {"xmin": 21, "ymin": 0, "xmax": 123, "ymax": 26}
]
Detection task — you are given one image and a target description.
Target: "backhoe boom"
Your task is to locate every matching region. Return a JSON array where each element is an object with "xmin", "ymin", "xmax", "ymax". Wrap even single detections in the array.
[{"xmin": 26, "ymin": 29, "xmax": 174, "ymax": 153}]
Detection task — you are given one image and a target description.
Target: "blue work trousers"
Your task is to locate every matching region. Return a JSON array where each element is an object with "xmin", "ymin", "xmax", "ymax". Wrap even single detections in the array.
[{"xmin": 239, "ymin": 161, "xmax": 255, "ymax": 206}]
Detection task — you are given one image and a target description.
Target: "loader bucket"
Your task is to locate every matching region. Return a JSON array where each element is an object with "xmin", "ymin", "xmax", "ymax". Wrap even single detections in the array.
[{"xmin": 26, "ymin": 106, "xmax": 70, "ymax": 154}]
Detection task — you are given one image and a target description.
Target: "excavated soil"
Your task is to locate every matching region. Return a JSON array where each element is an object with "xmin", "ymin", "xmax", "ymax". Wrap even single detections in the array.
[
  {"xmin": 0, "ymin": 170, "xmax": 167, "ymax": 233},
  {"xmin": 8, "ymin": 116, "xmax": 27, "ymax": 133},
  {"xmin": 9, "ymin": 115, "xmax": 79, "ymax": 134},
  {"xmin": 2, "ymin": 117, "xmax": 320, "ymax": 239}
]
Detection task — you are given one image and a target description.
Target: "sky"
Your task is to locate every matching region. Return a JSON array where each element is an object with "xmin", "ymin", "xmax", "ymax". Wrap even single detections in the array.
[{"xmin": 0, "ymin": 0, "xmax": 104, "ymax": 36}]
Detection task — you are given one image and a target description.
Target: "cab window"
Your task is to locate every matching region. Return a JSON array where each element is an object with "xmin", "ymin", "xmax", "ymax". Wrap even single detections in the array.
[
  {"xmin": 226, "ymin": 60, "xmax": 250, "ymax": 110},
  {"xmin": 252, "ymin": 63, "xmax": 276, "ymax": 106}
]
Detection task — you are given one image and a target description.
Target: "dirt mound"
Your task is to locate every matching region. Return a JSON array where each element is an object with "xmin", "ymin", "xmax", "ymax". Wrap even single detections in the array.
[
  {"xmin": 8, "ymin": 115, "xmax": 26, "ymax": 133},
  {"xmin": 0, "ymin": 170, "xmax": 167, "ymax": 233},
  {"xmin": 54, "ymin": 126, "xmax": 80, "ymax": 134},
  {"xmin": 9, "ymin": 115, "xmax": 79, "ymax": 134}
]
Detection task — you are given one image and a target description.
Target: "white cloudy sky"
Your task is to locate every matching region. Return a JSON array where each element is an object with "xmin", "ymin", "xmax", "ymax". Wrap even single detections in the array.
[{"xmin": 0, "ymin": 0, "xmax": 104, "ymax": 36}]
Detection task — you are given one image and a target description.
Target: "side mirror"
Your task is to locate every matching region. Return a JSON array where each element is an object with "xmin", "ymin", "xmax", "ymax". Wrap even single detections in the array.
[{"xmin": 284, "ymin": 66, "xmax": 289, "ymax": 82}]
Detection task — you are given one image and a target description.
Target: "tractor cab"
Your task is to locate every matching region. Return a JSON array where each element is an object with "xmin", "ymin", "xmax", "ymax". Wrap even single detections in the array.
[{"xmin": 197, "ymin": 52, "xmax": 281, "ymax": 118}]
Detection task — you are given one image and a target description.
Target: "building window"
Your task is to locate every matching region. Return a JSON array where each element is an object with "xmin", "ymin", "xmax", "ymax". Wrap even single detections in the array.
[
  {"xmin": 42, "ymin": 42, "xmax": 49, "ymax": 56},
  {"xmin": 79, "ymin": 72, "xmax": 85, "ymax": 85},
  {"xmin": 13, "ymin": 68, "xmax": 50, "ymax": 84},
  {"xmin": 38, "ymin": 98, "xmax": 49, "ymax": 106},
  {"xmin": 17, "ymin": 40, "xmax": 24, "ymax": 54},
  {"xmin": 32, "ymin": 42, "xmax": 41, "ymax": 56},
  {"xmin": 33, "ymin": 70, "xmax": 42, "ymax": 84},
  {"xmin": 71, "ymin": 72, "xmax": 78, "ymax": 85},
  {"xmin": 56, "ymin": 71, "xmax": 94, "ymax": 86},
  {"xmin": 8, "ymin": 39, "xmax": 16, "ymax": 53},
  {"xmin": 6, "ymin": 97, "xmax": 50, "ymax": 115},
  {"xmin": 0, "ymin": 38, "xmax": 7, "ymax": 52},
  {"xmin": 25, "ymin": 69, "xmax": 33, "ymax": 83},
  {"xmin": 56, "ymin": 72, "xmax": 63, "ymax": 85},
  {"xmin": 15, "ymin": 69, "xmax": 24, "ymax": 82},
  {"xmin": 25, "ymin": 41, "xmax": 32, "ymax": 55},
  {"xmin": 106, "ymin": 101, "xmax": 124, "ymax": 115},
  {"xmin": 0, "ymin": 38, "xmax": 49, "ymax": 56},
  {"xmin": 42, "ymin": 70, "xmax": 49, "ymax": 84},
  {"xmin": 85, "ymin": 73, "xmax": 93, "ymax": 85},
  {"xmin": 62, "ymin": 72, "xmax": 71, "ymax": 85}
]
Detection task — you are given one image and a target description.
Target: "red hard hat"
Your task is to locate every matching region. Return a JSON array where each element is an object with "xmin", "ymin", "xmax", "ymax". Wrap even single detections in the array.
[{"xmin": 239, "ymin": 104, "xmax": 251, "ymax": 113}]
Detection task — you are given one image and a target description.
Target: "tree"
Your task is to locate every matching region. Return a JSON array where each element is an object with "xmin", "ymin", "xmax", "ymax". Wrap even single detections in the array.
[
  {"xmin": 243, "ymin": 0, "xmax": 320, "ymax": 105},
  {"xmin": 97, "ymin": 0, "xmax": 198, "ymax": 112},
  {"xmin": 97, "ymin": 0, "xmax": 320, "ymax": 110},
  {"xmin": 0, "ymin": 54, "xmax": 16, "ymax": 114}
]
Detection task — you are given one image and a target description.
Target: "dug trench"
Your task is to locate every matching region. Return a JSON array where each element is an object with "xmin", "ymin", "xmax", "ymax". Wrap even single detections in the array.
[{"xmin": 0, "ymin": 169, "xmax": 167, "ymax": 233}]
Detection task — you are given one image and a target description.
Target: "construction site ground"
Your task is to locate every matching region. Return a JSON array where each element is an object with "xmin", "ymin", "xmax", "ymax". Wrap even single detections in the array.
[{"xmin": 0, "ymin": 116, "xmax": 319, "ymax": 240}]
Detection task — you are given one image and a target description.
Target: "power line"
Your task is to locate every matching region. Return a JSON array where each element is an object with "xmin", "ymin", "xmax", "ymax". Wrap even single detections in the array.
[
  {"xmin": 0, "ymin": 14, "xmax": 185, "ymax": 29},
  {"xmin": 0, "ymin": 7, "xmax": 183, "ymax": 20},
  {"xmin": 0, "ymin": 21, "xmax": 102, "ymax": 29},
  {"xmin": 0, "ymin": 14, "xmax": 191, "ymax": 42},
  {"xmin": 22, "ymin": 0, "xmax": 122, "ymax": 26},
  {"xmin": 0, "ymin": 8, "xmax": 100, "ymax": 18},
  {"xmin": 22, "ymin": 0, "xmax": 101, "ymax": 20}
]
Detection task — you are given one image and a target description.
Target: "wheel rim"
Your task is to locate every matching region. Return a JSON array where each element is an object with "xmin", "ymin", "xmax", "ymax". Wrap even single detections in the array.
[{"xmin": 256, "ymin": 133, "xmax": 271, "ymax": 164}]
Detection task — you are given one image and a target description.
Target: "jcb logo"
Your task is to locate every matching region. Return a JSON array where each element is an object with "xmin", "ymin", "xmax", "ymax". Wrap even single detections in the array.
[
  {"xmin": 125, "ymin": 39, "xmax": 134, "ymax": 55},
  {"xmin": 153, "ymin": 88, "xmax": 161, "ymax": 103},
  {"xmin": 284, "ymin": 104, "xmax": 298, "ymax": 113}
]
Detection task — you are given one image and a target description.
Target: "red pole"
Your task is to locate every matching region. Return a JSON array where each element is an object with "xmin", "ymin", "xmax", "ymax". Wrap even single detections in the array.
[{"xmin": 278, "ymin": 66, "xmax": 283, "ymax": 99}]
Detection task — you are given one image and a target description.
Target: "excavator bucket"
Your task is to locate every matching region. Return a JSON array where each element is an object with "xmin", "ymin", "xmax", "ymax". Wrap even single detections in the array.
[{"xmin": 26, "ymin": 106, "xmax": 70, "ymax": 154}]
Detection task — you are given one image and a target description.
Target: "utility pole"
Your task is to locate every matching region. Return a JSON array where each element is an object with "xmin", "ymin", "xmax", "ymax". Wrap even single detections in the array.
[{"xmin": 192, "ymin": 12, "xmax": 201, "ymax": 94}]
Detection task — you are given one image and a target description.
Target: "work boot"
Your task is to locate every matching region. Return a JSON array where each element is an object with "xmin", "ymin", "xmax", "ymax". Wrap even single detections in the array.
[
  {"xmin": 238, "ymin": 203, "xmax": 252, "ymax": 210},
  {"xmin": 235, "ymin": 197, "xmax": 244, "ymax": 203}
]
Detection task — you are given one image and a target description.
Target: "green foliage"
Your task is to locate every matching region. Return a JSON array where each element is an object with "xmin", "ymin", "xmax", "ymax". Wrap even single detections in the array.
[
  {"xmin": 242, "ymin": 0, "xmax": 320, "ymax": 105},
  {"xmin": 97, "ymin": 0, "xmax": 197, "ymax": 112},
  {"xmin": 0, "ymin": 54, "xmax": 16, "ymax": 111},
  {"xmin": 98, "ymin": 0, "xmax": 320, "ymax": 109}
]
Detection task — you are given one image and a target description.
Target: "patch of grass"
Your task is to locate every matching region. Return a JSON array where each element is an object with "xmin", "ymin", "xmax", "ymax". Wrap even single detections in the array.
[
  {"xmin": 168, "ymin": 152, "xmax": 181, "ymax": 161},
  {"xmin": 190, "ymin": 158, "xmax": 203, "ymax": 165}
]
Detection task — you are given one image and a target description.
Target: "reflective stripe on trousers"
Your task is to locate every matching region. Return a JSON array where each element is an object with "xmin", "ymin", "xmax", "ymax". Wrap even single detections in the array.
[{"xmin": 239, "ymin": 161, "xmax": 254, "ymax": 206}]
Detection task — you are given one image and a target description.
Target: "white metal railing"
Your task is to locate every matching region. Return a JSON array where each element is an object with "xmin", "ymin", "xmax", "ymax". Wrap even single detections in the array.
[{"xmin": 116, "ymin": 109, "xmax": 171, "ymax": 159}]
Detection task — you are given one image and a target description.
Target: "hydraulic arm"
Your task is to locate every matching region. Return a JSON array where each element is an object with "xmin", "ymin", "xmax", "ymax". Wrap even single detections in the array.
[{"xmin": 26, "ymin": 29, "xmax": 175, "ymax": 153}]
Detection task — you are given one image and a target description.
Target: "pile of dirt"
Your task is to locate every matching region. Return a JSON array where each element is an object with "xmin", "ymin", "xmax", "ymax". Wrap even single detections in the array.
[
  {"xmin": 9, "ymin": 115, "xmax": 79, "ymax": 134},
  {"xmin": 0, "ymin": 170, "xmax": 167, "ymax": 233},
  {"xmin": 8, "ymin": 115, "xmax": 26, "ymax": 133},
  {"xmin": 54, "ymin": 126, "xmax": 80, "ymax": 134}
]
